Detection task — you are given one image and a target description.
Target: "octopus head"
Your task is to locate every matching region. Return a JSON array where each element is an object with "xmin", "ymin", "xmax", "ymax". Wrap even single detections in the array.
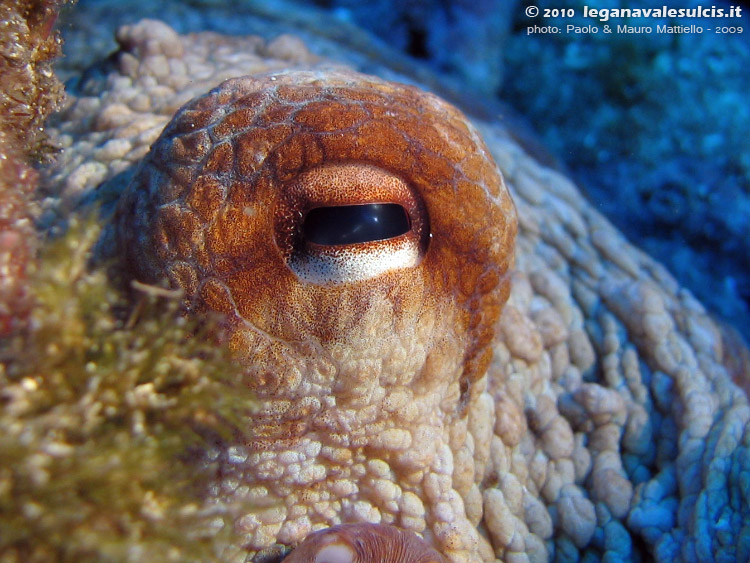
[{"xmin": 114, "ymin": 68, "xmax": 516, "ymax": 455}]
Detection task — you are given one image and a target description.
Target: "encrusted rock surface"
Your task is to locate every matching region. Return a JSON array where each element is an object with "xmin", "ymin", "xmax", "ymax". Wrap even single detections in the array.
[
  {"xmin": 0, "ymin": 0, "xmax": 66, "ymax": 335},
  {"xmin": 44, "ymin": 19, "xmax": 750, "ymax": 563}
]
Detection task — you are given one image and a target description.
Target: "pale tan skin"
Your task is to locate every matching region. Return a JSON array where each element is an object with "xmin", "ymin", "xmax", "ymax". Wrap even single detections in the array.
[{"xmin": 114, "ymin": 69, "xmax": 517, "ymax": 561}]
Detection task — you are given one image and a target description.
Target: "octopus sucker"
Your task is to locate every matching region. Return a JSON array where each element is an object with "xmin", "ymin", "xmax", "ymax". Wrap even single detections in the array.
[
  {"xmin": 114, "ymin": 68, "xmax": 516, "ymax": 560},
  {"xmin": 280, "ymin": 523, "xmax": 447, "ymax": 563}
]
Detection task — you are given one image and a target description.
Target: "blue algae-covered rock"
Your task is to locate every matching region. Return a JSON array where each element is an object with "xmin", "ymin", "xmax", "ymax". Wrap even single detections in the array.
[
  {"xmin": 500, "ymin": 0, "xmax": 750, "ymax": 340},
  {"xmin": 311, "ymin": 0, "xmax": 517, "ymax": 96}
]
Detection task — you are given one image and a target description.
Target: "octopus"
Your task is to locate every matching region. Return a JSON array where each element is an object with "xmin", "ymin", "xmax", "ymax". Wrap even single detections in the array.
[{"xmin": 46, "ymin": 19, "xmax": 750, "ymax": 563}]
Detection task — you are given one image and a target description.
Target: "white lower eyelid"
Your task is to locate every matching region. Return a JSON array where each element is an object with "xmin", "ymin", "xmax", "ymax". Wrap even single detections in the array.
[{"xmin": 290, "ymin": 237, "xmax": 420, "ymax": 284}]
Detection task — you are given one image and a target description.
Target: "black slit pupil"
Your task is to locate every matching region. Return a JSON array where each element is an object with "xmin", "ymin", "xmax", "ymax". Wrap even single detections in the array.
[{"xmin": 303, "ymin": 203, "xmax": 411, "ymax": 246}]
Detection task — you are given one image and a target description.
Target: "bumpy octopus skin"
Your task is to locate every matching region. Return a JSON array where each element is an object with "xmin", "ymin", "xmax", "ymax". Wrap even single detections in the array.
[{"xmin": 114, "ymin": 69, "xmax": 517, "ymax": 561}]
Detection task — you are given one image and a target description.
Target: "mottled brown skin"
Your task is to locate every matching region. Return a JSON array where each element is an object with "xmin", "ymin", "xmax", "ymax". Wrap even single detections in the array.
[
  {"xmin": 282, "ymin": 523, "xmax": 447, "ymax": 563},
  {"xmin": 114, "ymin": 70, "xmax": 517, "ymax": 560}
]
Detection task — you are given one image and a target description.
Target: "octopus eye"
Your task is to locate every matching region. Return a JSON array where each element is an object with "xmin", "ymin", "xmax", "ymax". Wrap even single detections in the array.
[
  {"xmin": 303, "ymin": 204, "xmax": 411, "ymax": 246},
  {"xmin": 275, "ymin": 163, "xmax": 429, "ymax": 285}
]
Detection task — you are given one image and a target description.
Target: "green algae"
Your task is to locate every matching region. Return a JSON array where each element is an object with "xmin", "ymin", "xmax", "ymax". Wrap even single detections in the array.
[{"xmin": 0, "ymin": 218, "xmax": 258, "ymax": 562}]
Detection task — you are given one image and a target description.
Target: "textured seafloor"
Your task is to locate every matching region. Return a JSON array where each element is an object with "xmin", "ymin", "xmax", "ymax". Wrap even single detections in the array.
[{"xmin": 29, "ymin": 3, "xmax": 750, "ymax": 560}]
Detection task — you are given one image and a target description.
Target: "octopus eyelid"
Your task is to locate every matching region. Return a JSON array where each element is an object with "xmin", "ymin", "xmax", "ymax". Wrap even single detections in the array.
[{"xmin": 272, "ymin": 162, "xmax": 431, "ymax": 284}]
